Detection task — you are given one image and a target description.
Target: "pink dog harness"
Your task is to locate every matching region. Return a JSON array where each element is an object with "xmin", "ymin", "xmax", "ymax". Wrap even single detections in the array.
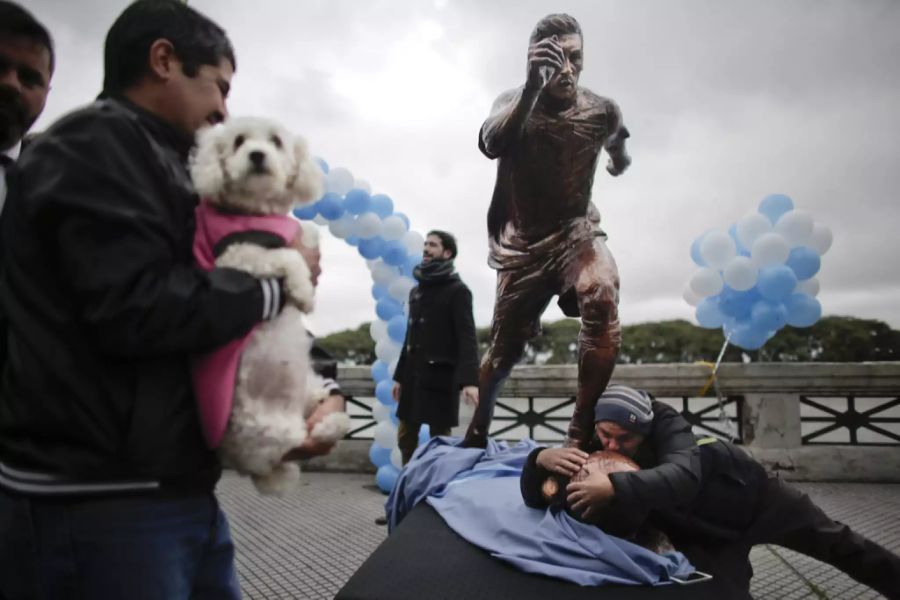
[{"xmin": 191, "ymin": 200, "xmax": 300, "ymax": 448}]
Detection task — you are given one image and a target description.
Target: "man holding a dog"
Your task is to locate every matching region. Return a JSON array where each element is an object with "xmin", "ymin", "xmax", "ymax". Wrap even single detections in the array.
[
  {"xmin": 520, "ymin": 385, "xmax": 900, "ymax": 599},
  {"xmin": 0, "ymin": 1, "xmax": 333, "ymax": 597},
  {"xmin": 464, "ymin": 14, "xmax": 632, "ymax": 450}
]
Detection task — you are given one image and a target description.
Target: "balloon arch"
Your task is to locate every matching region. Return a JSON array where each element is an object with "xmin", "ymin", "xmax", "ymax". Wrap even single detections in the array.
[{"xmin": 295, "ymin": 159, "xmax": 427, "ymax": 493}]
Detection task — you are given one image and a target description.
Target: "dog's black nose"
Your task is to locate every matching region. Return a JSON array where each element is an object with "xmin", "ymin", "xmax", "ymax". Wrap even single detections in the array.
[{"xmin": 249, "ymin": 150, "xmax": 266, "ymax": 167}]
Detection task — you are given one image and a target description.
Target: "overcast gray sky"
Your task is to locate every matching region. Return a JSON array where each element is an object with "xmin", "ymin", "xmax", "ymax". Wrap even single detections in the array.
[{"xmin": 27, "ymin": 0, "xmax": 900, "ymax": 335}]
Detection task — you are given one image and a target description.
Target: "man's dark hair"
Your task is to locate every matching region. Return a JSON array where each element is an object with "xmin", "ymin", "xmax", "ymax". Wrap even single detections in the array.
[
  {"xmin": 427, "ymin": 230, "xmax": 458, "ymax": 260},
  {"xmin": 0, "ymin": 1, "xmax": 55, "ymax": 73},
  {"xmin": 529, "ymin": 13, "xmax": 582, "ymax": 45},
  {"xmin": 103, "ymin": 0, "xmax": 235, "ymax": 95}
]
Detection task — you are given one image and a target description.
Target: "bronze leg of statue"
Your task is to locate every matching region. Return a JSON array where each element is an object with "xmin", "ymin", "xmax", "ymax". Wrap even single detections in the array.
[
  {"xmin": 463, "ymin": 268, "xmax": 553, "ymax": 448},
  {"xmin": 563, "ymin": 238, "xmax": 622, "ymax": 449}
]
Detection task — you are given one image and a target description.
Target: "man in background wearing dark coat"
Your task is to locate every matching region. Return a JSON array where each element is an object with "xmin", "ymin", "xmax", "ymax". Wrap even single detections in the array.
[
  {"xmin": 520, "ymin": 385, "xmax": 900, "ymax": 599},
  {"xmin": 392, "ymin": 230, "xmax": 480, "ymax": 465}
]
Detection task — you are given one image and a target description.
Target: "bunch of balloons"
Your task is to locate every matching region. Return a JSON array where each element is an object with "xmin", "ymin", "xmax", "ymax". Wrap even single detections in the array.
[
  {"xmin": 293, "ymin": 159, "xmax": 430, "ymax": 493},
  {"xmin": 683, "ymin": 194, "xmax": 833, "ymax": 350}
]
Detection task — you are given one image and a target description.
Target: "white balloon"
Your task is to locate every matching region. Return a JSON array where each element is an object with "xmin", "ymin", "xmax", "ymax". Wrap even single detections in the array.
[
  {"xmin": 751, "ymin": 232, "xmax": 790, "ymax": 267},
  {"xmin": 682, "ymin": 283, "xmax": 702, "ymax": 307},
  {"xmin": 723, "ymin": 256, "xmax": 758, "ymax": 291},
  {"xmin": 389, "ymin": 357, "xmax": 399, "ymax": 375},
  {"xmin": 388, "ymin": 276, "xmax": 416, "ymax": 303},
  {"xmin": 354, "ymin": 212, "xmax": 383, "ymax": 239},
  {"xmin": 366, "ymin": 259, "xmax": 380, "ymax": 271},
  {"xmin": 381, "ymin": 215, "xmax": 408, "ymax": 241},
  {"xmin": 402, "ymin": 230, "xmax": 425, "ymax": 256},
  {"xmin": 375, "ymin": 338, "xmax": 401, "ymax": 364},
  {"xmin": 372, "ymin": 403, "xmax": 391, "ymax": 423},
  {"xmin": 325, "ymin": 167, "xmax": 354, "ymax": 196},
  {"xmin": 774, "ymin": 209, "xmax": 813, "ymax": 247},
  {"xmin": 353, "ymin": 178, "xmax": 372, "ymax": 194},
  {"xmin": 371, "ymin": 261, "xmax": 399, "ymax": 286},
  {"xmin": 796, "ymin": 277, "xmax": 820, "ymax": 297},
  {"xmin": 808, "ymin": 223, "xmax": 833, "ymax": 256},
  {"xmin": 699, "ymin": 230, "xmax": 736, "ymax": 269},
  {"xmin": 689, "ymin": 267, "xmax": 724, "ymax": 298},
  {"xmin": 313, "ymin": 214, "xmax": 329, "ymax": 226},
  {"xmin": 327, "ymin": 214, "xmax": 355, "ymax": 239},
  {"xmin": 369, "ymin": 319, "xmax": 388, "ymax": 342},
  {"xmin": 390, "ymin": 447, "xmax": 403, "ymax": 470},
  {"xmin": 736, "ymin": 213, "xmax": 772, "ymax": 250},
  {"xmin": 373, "ymin": 421, "xmax": 397, "ymax": 449}
]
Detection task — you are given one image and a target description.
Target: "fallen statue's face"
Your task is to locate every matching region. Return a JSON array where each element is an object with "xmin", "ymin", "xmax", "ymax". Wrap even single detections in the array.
[
  {"xmin": 540, "ymin": 450, "xmax": 674, "ymax": 553},
  {"xmin": 540, "ymin": 450, "xmax": 639, "ymax": 504}
]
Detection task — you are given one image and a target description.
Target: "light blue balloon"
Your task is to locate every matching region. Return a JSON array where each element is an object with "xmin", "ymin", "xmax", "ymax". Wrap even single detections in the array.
[
  {"xmin": 376, "ymin": 464, "xmax": 400, "ymax": 494},
  {"xmin": 690, "ymin": 230, "xmax": 710, "ymax": 267},
  {"xmin": 368, "ymin": 443, "xmax": 391, "ymax": 468},
  {"xmin": 728, "ymin": 320, "xmax": 769, "ymax": 351},
  {"xmin": 370, "ymin": 360, "xmax": 390, "ymax": 383},
  {"xmin": 293, "ymin": 204, "xmax": 318, "ymax": 220},
  {"xmin": 387, "ymin": 314, "xmax": 407, "ymax": 342},
  {"xmin": 728, "ymin": 223, "xmax": 751, "ymax": 256},
  {"xmin": 346, "ymin": 235, "xmax": 360, "ymax": 247},
  {"xmin": 785, "ymin": 246, "xmax": 820, "ymax": 281},
  {"xmin": 757, "ymin": 265, "xmax": 797, "ymax": 302},
  {"xmin": 382, "ymin": 240, "xmax": 408, "ymax": 267},
  {"xmin": 314, "ymin": 156, "xmax": 329, "ymax": 174},
  {"xmin": 370, "ymin": 194, "xmax": 394, "ymax": 218},
  {"xmin": 403, "ymin": 253, "xmax": 422, "ymax": 277},
  {"xmin": 371, "ymin": 283, "xmax": 388, "ymax": 301},
  {"xmin": 375, "ymin": 297, "xmax": 402, "ymax": 321},
  {"xmin": 785, "ymin": 293, "xmax": 822, "ymax": 328},
  {"xmin": 317, "ymin": 192, "xmax": 344, "ymax": 221},
  {"xmin": 758, "ymin": 194, "xmax": 794, "ymax": 224},
  {"xmin": 418, "ymin": 424, "xmax": 431, "ymax": 445},
  {"xmin": 751, "ymin": 299, "xmax": 788, "ymax": 332},
  {"xmin": 343, "ymin": 188, "xmax": 371, "ymax": 215},
  {"xmin": 718, "ymin": 285, "xmax": 760, "ymax": 320},
  {"xmin": 394, "ymin": 212, "xmax": 410, "ymax": 229},
  {"xmin": 358, "ymin": 237, "xmax": 386, "ymax": 260},
  {"xmin": 695, "ymin": 297, "xmax": 725, "ymax": 329},
  {"xmin": 375, "ymin": 379, "xmax": 395, "ymax": 405},
  {"xmin": 390, "ymin": 403, "xmax": 399, "ymax": 425}
]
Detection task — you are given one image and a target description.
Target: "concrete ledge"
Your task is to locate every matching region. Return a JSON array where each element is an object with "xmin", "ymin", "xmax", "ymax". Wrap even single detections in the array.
[{"xmin": 747, "ymin": 446, "xmax": 900, "ymax": 482}]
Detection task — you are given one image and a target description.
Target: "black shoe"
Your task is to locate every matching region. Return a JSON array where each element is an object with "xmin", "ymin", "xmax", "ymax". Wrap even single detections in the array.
[{"xmin": 374, "ymin": 516, "xmax": 388, "ymax": 526}]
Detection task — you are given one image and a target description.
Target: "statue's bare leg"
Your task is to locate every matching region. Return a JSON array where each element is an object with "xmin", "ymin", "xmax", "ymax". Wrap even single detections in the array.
[
  {"xmin": 563, "ymin": 238, "xmax": 621, "ymax": 449},
  {"xmin": 463, "ymin": 269, "xmax": 552, "ymax": 448}
]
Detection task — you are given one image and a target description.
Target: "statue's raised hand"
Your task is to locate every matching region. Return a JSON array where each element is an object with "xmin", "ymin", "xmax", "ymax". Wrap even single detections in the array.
[{"xmin": 526, "ymin": 35, "xmax": 564, "ymax": 91}]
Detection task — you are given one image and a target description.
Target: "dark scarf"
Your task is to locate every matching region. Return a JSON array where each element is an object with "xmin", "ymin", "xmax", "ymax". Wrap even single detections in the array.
[{"xmin": 413, "ymin": 258, "xmax": 457, "ymax": 285}]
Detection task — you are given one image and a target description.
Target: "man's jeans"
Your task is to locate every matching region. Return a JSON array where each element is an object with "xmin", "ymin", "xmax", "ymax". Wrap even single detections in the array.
[{"xmin": 0, "ymin": 488, "xmax": 241, "ymax": 599}]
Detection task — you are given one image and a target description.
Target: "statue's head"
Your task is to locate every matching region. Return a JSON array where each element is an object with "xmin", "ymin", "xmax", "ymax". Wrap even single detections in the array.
[{"xmin": 529, "ymin": 14, "xmax": 583, "ymax": 101}]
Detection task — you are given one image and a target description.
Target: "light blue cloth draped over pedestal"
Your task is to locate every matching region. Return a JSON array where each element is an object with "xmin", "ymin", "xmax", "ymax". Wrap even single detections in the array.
[{"xmin": 385, "ymin": 436, "xmax": 694, "ymax": 587}]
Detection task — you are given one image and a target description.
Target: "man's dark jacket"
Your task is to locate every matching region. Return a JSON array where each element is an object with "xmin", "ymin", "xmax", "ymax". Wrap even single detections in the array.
[
  {"xmin": 0, "ymin": 98, "xmax": 266, "ymax": 491},
  {"xmin": 521, "ymin": 402, "xmax": 766, "ymax": 540},
  {"xmin": 393, "ymin": 269, "xmax": 479, "ymax": 429}
]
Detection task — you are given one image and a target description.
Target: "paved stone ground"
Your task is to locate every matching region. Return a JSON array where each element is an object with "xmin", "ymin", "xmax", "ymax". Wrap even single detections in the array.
[{"xmin": 218, "ymin": 472, "xmax": 899, "ymax": 599}]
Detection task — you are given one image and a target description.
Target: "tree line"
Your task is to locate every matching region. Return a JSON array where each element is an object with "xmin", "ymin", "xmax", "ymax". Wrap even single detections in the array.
[{"xmin": 317, "ymin": 316, "xmax": 900, "ymax": 366}]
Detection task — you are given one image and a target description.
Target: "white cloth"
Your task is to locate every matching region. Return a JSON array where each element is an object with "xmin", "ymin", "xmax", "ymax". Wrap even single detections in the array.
[{"xmin": 0, "ymin": 141, "xmax": 22, "ymax": 216}]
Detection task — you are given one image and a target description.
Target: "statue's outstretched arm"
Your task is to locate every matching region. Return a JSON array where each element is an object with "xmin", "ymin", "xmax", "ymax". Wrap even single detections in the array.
[{"xmin": 604, "ymin": 101, "xmax": 632, "ymax": 176}]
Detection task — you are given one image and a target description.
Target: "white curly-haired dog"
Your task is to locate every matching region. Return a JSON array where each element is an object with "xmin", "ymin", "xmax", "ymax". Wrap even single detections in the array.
[{"xmin": 189, "ymin": 116, "xmax": 352, "ymax": 495}]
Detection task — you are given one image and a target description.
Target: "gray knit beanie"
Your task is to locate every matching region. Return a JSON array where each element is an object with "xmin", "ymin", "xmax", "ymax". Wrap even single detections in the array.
[{"xmin": 593, "ymin": 384, "xmax": 654, "ymax": 435}]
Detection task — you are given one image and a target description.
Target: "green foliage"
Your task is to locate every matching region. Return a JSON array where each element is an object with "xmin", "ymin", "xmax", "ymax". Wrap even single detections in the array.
[
  {"xmin": 316, "ymin": 316, "xmax": 900, "ymax": 365},
  {"xmin": 316, "ymin": 323, "xmax": 375, "ymax": 364}
]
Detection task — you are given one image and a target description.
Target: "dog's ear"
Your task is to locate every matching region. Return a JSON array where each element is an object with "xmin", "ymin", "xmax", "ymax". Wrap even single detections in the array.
[
  {"xmin": 190, "ymin": 124, "xmax": 226, "ymax": 198},
  {"xmin": 290, "ymin": 135, "xmax": 324, "ymax": 205}
]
